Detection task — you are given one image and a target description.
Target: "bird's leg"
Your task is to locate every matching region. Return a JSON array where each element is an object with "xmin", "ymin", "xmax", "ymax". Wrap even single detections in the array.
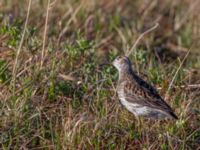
[{"xmin": 135, "ymin": 116, "xmax": 143, "ymax": 132}]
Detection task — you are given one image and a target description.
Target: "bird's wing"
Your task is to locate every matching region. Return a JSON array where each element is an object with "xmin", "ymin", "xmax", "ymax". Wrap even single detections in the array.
[{"xmin": 123, "ymin": 77, "xmax": 178, "ymax": 119}]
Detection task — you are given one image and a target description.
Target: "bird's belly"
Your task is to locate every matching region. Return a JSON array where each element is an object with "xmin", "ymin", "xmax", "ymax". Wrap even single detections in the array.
[
  {"xmin": 119, "ymin": 96, "xmax": 169, "ymax": 119},
  {"xmin": 119, "ymin": 97, "xmax": 149, "ymax": 116},
  {"xmin": 117, "ymin": 87, "xmax": 169, "ymax": 119}
]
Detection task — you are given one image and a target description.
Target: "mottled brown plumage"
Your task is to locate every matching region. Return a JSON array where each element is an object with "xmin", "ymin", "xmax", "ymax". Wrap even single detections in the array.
[{"xmin": 113, "ymin": 56, "xmax": 178, "ymax": 120}]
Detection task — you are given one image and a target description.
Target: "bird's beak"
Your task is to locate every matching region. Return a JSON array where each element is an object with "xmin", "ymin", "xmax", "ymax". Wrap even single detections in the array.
[{"xmin": 99, "ymin": 62, "xmax": 112, "ymax": 67}]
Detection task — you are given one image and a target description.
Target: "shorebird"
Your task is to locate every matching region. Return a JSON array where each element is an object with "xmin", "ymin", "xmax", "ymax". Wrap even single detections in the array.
[{"xmin": 113, "ymin": 56, "xmax": 178, "ymax": 120}]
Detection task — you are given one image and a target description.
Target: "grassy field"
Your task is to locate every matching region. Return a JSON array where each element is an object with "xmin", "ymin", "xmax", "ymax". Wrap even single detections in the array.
[{"xmin": 0, "ymin": 0, "xmax": 200, "ymax": 149}]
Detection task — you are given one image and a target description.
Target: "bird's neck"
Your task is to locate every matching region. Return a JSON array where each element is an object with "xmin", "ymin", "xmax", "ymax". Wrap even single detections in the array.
[{"xmin": 118, "ymin": 67, "xmax": 133, "ymax": 81}]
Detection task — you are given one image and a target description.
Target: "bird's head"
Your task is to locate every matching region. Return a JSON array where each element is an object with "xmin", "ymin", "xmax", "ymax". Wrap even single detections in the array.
[{"xmin": 113, "ymin": 56, "xmax": 132, "ymax": 71}]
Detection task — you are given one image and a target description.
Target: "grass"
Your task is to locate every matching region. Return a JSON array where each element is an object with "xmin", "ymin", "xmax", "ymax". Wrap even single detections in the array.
[{"xmin": 0, "ymin": 0, "xmax": 200, "ymax": 149}]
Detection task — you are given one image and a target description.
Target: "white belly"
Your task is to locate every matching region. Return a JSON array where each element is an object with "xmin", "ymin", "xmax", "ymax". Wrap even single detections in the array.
[
  {"xmin": 120, "ymin": 96, "xmax": 149, "ymax": 116},
  {"xmin": 117, "ymin": 85, "xmax": 169, "ymax": 119}
]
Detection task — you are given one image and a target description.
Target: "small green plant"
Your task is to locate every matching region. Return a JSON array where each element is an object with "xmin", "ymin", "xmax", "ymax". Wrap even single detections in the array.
[
  {"xmin": 0, "ymin": 60, "xmax": 10, "ymax": 84},
  {"xmin": 0, "ymin": 20, "xmax": 23, "ymax": 47}
]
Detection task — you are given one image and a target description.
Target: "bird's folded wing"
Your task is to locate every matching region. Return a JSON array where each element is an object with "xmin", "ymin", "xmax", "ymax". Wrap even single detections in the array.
[{"xmin": 123, "ymin": 80, "xmax": 174, "ymax": 114}]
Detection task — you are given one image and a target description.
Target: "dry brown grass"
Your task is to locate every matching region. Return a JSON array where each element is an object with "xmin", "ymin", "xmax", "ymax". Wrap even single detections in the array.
[{"xmin": 0, "ymin": 0, "xmax": 200, "ymax": 149}]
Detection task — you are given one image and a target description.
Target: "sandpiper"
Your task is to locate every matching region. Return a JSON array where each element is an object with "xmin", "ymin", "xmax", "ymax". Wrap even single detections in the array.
[{"xmin": 113, "ymin": 56, "xmax": 178, "ymax": 120}]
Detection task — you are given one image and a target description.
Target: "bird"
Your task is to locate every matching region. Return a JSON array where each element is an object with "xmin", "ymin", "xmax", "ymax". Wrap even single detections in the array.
[{"xmin": 113, "ymin": 56, "xmax": 178, "ymax": 120}]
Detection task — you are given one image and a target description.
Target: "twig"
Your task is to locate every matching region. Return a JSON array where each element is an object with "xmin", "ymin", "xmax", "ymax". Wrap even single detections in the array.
[
  {"xmin": 186, "ymin": 127, "xmax": 200, "ymax": 142},
  {"xmin": 114, "ymin": 26, "xmax": 127, "ymax": 54},
  {"xmin": 126, "ymin": 23, "xmax": 159, "ymax": 56},
  {"xmin": 49, "ymin": 0, "xmax": 57, "ymax": 8},
  {"xmin": 11, "ymin": 0, "xmax": 32, "ymax": 93},
  {"xmin": 175, "ymin": 0, "xmax": 200, "ymax": 31},
  {"xmin": 57, "ymin": 3, "xmax": 82, "ymax": 44},
  {"xmin": 58, "ymin": 73, "xmax": 75, "ymax": 81},
  {"xmin": 94, "ymin": 34, "xmax": 113, "ymax": 49},
  {"xmin": 185, "ymin": 84, "xmax": 200, "ymax": 89},
  {"xmin": 157, "ymin": 84, "xmax": 200, "ymax": 90},
  {"xmin": 40, "ymin": 0, "xmax": 51, "ymax": 69},
  {"xmin": 165, "ymin": 49, "xmax": 191, "ymax": 99}
]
